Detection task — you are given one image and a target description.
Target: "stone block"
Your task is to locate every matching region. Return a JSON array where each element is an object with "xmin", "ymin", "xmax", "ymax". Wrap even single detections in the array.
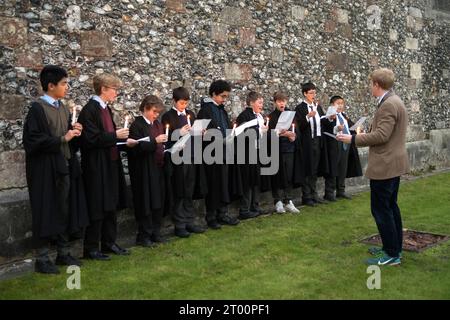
[
  {"xmin": 0, "ymin": 151, "xmax": 27, "ymax": 190},
  {"xmin": 239, "ymin": 27, "xmax": 255, "ymax": 47},
  {"xmin": 326, "ymin": 53, "xmax": 349, "ymax": 72},
  {"xmin": 80, "ymin": 30, "xmax": 113, "ymax": 58},
  {"xmin": 410, "ymin": 63, "xmax": 422, "ymax": 80},
  {"xmin": 166, "ymin": 0, "xmax": 186, "ymax": 13},
  {"xmin": 220, "ymin": 7, "xmax": 253, "ymax": 27},
  {"xmin": 0, "ymin": 17, "xmax": 27, "ymax": 47},
  {"xmin": 210, "ymin": 23, "xmax": 228, "ymax": 43},
  {"xmin": 224, "ymin": 63, "xmax": 252, "ymax": 81},
  {"xmin": 0, "ymin": 94, "xmax": 25, "ymax": 120},
  {"xmin": 405, "ymin": 37, "xmax": 419, "ymax": 50},
  {"xmin": 16, "ymin": 50, "xmax": 42, "ymax": 69}
]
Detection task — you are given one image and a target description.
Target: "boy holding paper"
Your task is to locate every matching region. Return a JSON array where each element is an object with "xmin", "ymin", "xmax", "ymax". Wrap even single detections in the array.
[
  {"xmin": 127, "ymin": 95, "xmax": 169, "ymax": 246},
  {"xmin": 268, "ymin": 92, "xmax": 300, "ymax": 214},
  {"xmin": 161, "ymin": 87, "xmax": 206, "ymax": 238},
  {"xmin": 78, "ymin": 73, "xmax": 135, "ymax": 260},
  {"xmin": 235, "ymin": 91, "xmax": 269, "ymax": 220},
  {"xmin": 323, "ymin": 96, "xmax": 362, "ymax": 200}
]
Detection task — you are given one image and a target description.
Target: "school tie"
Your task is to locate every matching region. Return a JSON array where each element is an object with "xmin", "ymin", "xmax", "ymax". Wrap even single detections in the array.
[
  {"xmin": 337, "ymin": 113, "xmax": 349, "ymax": 150},
  {"xmin": 310, "ymin": 105, "xmax": 317, "ymax": 138},
  {"xmin": 179, "ymin": 113, "xmax": 188, "ymax": 127}
]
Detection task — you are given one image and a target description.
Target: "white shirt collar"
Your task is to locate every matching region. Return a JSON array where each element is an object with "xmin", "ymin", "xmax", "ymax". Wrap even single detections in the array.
[
  {"xmin": 93, "ymin": 95, "xmax": 107, "ymax": 109},
  {"xmin": 203, "ymin": 97, "xmax": 219, "ymax": 106},
  {"xmin": 172, "ymin": 107, "xmax": 187, "ymax": 116},
  {"xmin": 378, "ymin": 91, "xmax": 389, "ymax": 104},
  {"xmin": 40, "ymin": 94, "xmax": 58, "ymax": 107},
  {"xmin": 143, "ymin": 115, "xmax": 152, "ymax": 125}
]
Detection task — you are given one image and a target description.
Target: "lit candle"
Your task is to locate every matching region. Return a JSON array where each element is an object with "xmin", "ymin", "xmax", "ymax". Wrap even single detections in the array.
[
  {"xmin": 356, "ymin": 126, "xmax": 361, "ymax": 135},
  {"xmin": 231, "ymin": 123, "xmax": 236, "ymax": 136},
  {"xmin": 124, "ymin": 115, "xmax": 130, "ymax": 129},
  {"xmin": 292, "ymin": 123, "xmax": 295, "ymax": 132},
  {"xmin": 165, "ymin": 124, "xmax": 169, "ymax": 136},
  {"xmin": 71, "ymin": 105, "xmax": 77, "ymax": 125},
  {"xmin": 265, "ymin": 117, "xmax": 269, "ymax": 126},
  {"xmin": 187, "ymin": 115, "xmax": 191, "ymax": 127}
]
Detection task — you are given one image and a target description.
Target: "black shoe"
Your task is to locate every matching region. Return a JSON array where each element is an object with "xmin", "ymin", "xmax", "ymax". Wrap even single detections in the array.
[
  {"xmin": 186, "ymin": 224, "xmax": 206, "ymax": 234},
  {"xmin": 175, "ymin": 228, "xmax": 191, "ymax": 238},
  {"xmin": 238, "ymin": 211, "xmax": 259, "ymax": 220},
  {"xmin": 337, "ymin": 193, "xmax": 352, "ymax": 200},
  {"xmin": 83, "ymin": 250, "xmax": 111, "ymax": 261},
  {"xmin": 207, "ymin": 221, "xmax": 222, "ymax": 230},
  {"xmin": 303, "ymin": 199, "xmax": 316, "ymax": 207},
  {"xmin": 55, "ymin": 254, "xmax": 82, "ymax": 267},
  {"xmin": 151, "ymin": 234, "xmax": 169, "ymax": 243},
  {"xmin": 136, "ymin": 238, "xmax": 156, "ymax": 248},
  {"xmin": 218, "ymin": 215, "xmax": 240, "ymax": 225},
  {"xmin": 35, "ymin": 260, "xmax": 60, "ymax": 274},
  {"xmin": 102, "ymin": 244, "xmax": 130, "ymax": 256},
  {"xmin": 314, "ymin": 198, "xmax": 327, "ymax": 204},
  {"xmin": 324, "ymin": 195, "xmax": 337, "ymax": 202}
]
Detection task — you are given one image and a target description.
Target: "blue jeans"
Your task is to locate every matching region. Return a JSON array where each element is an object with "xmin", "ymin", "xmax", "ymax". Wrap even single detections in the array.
[{"xmin": 370, "ymin": 177, "xmax": 403, "ymax": 257}]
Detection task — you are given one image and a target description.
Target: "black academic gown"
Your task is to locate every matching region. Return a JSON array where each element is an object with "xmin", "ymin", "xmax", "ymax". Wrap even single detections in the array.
[
  {"xmin": 293, "ymin": 102, "xmax": 329, "ymax": 186},
  {"xmin": 235, "ymin": 107, "xmax": 262, "ymax": 192},
  {"xmin": 127, "ymin": 117, "xmax": 165, "ymax": 220},
  {"xmin": 268, "ymin": 108, "xmax": 298, "ymax": 191},
  {"xmin": 23, "ymin": 101, "xmax": 89, "ymax": 240},
  {"xmin": 77, "ymin": 99, "xmax": 128, "ymax": 221},
  {"xmin": 341, "ymin": 113, "xmax": 363, "ymax": 178},
  {"xmin": 321, "ymin": 113, "xmax": 363, "ymax": 178},
  {"xmin": 196, "ymin": 99, "xmax": 235, "ymax": 209},
  {"xmin": 161, "ymin": 108, "xmax": 207, "ymax": 201}
]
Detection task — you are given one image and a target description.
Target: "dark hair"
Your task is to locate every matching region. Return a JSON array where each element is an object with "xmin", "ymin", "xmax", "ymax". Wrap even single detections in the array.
[
  {"xmin": 40, "ymin": 65, "xmax": 68, "ymax": 92},
  {"xmin": 209, "ymin": 80, "xmax": 232, "ymax": 97},
  {"xmin": 330, "ymin": 95, "xmax": 344, "ymax": 105},
  {"xmin": 301, "ymin": 82, "xmax": 316, "ymax": 95},
  {"xmin": 273, "ymin": 91, "xmax": 288, "ymax": 102},
  {"xmin": 173, "ymin": 87, "xmax": 190, "ymax": 102},
  {"xmin": 139, "ymin": 95, "xmax": 164, "ymax": 113},
  {"xmin": 246, "ymin": 91, "xmax": 263, "ymax": 106}
]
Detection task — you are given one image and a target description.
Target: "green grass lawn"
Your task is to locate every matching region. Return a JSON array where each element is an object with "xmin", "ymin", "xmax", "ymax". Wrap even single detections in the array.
[{"xmin": 1, "ymin": 172, "xmax": 449, "ymax": 300}]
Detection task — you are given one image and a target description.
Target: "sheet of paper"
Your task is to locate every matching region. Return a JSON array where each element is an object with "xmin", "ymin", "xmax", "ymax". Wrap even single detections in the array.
[
  {"xmin": 191, "ymin": 119, "xmax": 211, "ymax": 136},
  {"xmin": 116, "ymin": 136, "xmax": 151, "ymax": 145},
  {"xmin": 320, "ymin": 106, "xmax": 337, "ymax": 119},
  {"xmin": 166, "ymin": 133, "xmax": 191, "ymax": 154},
  {"xmin": 323, "ymin": 132, "xmax": 337, "ymax": 140},
  {"xmin": 234, "ymin": 118, "xmax": 259, "ymax": 136},
  {"xmin": 349, "ymin": 117, "xmax": 367, "ymax": 131},
  {"xmin": 275, "ymin": 111, "xmax": 296, "ymax": 131}
]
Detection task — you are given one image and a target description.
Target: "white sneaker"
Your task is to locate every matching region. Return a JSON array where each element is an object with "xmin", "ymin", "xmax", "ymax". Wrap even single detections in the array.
[
  {"xmin": 275, "ymin": 201, "xmax": 286, "ymax": 213},
  {"xmin": 285, "ymin": 200, "xmax": 300, "ymax": 213}
]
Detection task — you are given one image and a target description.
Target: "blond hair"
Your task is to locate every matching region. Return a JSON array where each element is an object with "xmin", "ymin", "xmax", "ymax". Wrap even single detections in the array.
[
  {"xmin": 92, "ymin": 73, "xmax": 123, "ymax": 95},
  {"xmin": 369, "ymin": 68, "xmax": 395, "ymax": 90}
]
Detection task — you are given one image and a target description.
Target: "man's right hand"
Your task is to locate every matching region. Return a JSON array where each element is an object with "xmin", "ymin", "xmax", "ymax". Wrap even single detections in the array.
[{"xmin": 116, "ymin": 128, "xmax": 129, "ymax": 139}]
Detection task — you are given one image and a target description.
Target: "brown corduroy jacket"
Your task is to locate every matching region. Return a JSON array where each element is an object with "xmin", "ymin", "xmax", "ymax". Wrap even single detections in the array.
[{"xmin": 355, "ymin": 91, "xmax": 410, "ymax": 180}]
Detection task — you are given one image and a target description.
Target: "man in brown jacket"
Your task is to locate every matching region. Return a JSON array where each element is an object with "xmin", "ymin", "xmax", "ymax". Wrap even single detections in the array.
[{"xmin": 338, "ymin": 68, "xmax": 410, "ymax": 266}]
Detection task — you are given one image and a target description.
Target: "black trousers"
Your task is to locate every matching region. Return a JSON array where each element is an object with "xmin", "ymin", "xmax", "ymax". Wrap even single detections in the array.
[
  {"xmin": 370, "ymin": 177, "xmax": 403, "ymax": 257},
  {"xmin": 324, "ymin": 143, "xmax": 350, "ymax": 198},
  {"xmin": 272, "ymin": 152, "xmax": 294, "ymax": 204},
  {"xmin": 84, "ymin": 161, "xmax": 119, "ymax": 252},
  {"xmin": 37, "ymin": 173, "xmax": 71, "ymax": 262},
  {"xmin": 302, "ymin": 137, "xmax": 321, "ymax": 201},
  {"xmin": 84, "ymin": 211, "xmax": 117, "ymax": 252},
  {"xmin": 173, "ymin": 164, "xmax": 195, "ymax": 229},
  {"xmin": 239, "ymin": 185, "xmax": 260, "ymax": 213},
  {"xmin": 137, "ymin": 209, "xmax": 163, "ymax": 240}
]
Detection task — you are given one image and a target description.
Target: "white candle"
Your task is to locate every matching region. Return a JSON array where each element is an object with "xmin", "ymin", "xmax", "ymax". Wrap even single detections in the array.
[
  {"xmin": 356, "ymin": 126, "xmax": 361, "ymax": 135},
  {"xmin": 292, "ymin": 123, "xmax": 295, "ymax": 132},
  {"xmin": 187, "ymin": 115, "xmax": 191, "ymax": 127},
  {"xmin": 71, "ymin": 106, "xmax": 77, "ymax": 125},
  {"xmin": 124, "ymin": 115, "xmax": 130, "ymax": 129},
  {"xmin": 231, "ymin": 123, "xmax": 236, "ymax": 136},
  {"xmin": 266, "ymin": 117, "xmax": 269, "ymax": 126},
  {"xmin": 165, "ymin": 124, "xmax": 169, "ymax": 136}
]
